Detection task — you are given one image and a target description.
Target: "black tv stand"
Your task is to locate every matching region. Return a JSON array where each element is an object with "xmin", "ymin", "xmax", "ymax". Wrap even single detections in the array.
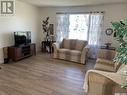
[{"xmin": 8, "ymin": 43, "xmax": 36, "ymax": 61}]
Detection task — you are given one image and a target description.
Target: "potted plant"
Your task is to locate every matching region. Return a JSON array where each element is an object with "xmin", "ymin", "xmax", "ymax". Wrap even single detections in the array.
[
  {"xmin": 42, "ymin": 17, "xmax": 50, "ymax": 41},
  {"xmin": 111, "ymin": 18, "xmax": 127, "ymax": 89}
]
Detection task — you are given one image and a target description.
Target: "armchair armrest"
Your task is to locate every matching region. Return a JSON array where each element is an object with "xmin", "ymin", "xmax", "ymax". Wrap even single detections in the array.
[
  {"xmin": 84, "ymin": 70, "xmax": 126, "ymax": 94},
  {"xmin": 86, "ymin": 71, "xmax": 116, "ymax": 95},
  {"xmin": 81, "ymin": 45, "xmax": 89, "ymax": 64}
]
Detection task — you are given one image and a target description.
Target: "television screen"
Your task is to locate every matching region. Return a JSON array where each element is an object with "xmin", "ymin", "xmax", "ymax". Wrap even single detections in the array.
[{"xmin": 14, "ymin": 32, "xmax": 31, "ymax": 46}]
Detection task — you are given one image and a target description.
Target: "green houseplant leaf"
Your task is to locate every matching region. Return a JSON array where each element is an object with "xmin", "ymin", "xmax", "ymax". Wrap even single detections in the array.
[{"xmin": 112, "ymin": 18, "xmax": 127, "ymax": 89}]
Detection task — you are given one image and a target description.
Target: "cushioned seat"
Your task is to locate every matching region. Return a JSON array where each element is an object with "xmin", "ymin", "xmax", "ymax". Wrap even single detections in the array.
[
  {"xmin": 58, "ymin": 49, "xmax": 81, "ymax": 56},
  {"xmin": 95, "ymin": 58, "xmax": 115, "ymax": 72}
]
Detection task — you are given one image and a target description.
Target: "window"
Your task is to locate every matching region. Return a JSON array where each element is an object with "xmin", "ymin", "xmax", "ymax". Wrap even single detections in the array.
[
  {"xmin": 69, "ymin": 14, "xmax": 89, "ymax": 40},
  {"xmin": 56, "ymin": 12, "xmax": 104, "ymax": 58},
  {"xmin": 56, "ymin": 12, "xmax": 103, "ymax": 44}
]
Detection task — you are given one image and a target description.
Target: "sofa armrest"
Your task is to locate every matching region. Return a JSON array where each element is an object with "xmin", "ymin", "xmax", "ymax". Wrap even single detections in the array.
[
  {"xmin": 52, "ymin": 43, "xmax": 60, "ymax": 49},
  {"xmin": 52, "ymin": 43, "xmax": 60, "ymax": 58},
  {"xmin": 80, "ymin": 45, "xmax": 89, "ymax": 64}
]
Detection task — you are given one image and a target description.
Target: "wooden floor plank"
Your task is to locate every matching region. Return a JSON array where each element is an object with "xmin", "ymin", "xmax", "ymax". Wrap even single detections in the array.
[{"xmin": 0, "ymin": 53, "xmax": 95, "ymax": 95}]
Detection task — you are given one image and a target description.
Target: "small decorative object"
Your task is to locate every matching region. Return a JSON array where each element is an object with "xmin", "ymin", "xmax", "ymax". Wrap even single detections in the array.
[
  {"xmin": 105, "ymin": 42, "xmax": 111, "ymax": 49},
  {"xmin": 111, "ymin": 18, "xmax": 127, "ymax": 89},
  {"xmin": 49, "ymin": 24, "xmax": 54, "ymax": 35},
  {"xmin": 49, "ymin": 24, "xmax": 54, "ymax": 41},
  {"xmin": 105, "ymin": 28, "xmax": 113, "ymax": 35}
]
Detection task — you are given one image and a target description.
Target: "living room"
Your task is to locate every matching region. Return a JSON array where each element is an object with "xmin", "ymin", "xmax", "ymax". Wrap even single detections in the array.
[{"xmin": 0, "ymin": 0, "xmax": 127, "ymax": 95}]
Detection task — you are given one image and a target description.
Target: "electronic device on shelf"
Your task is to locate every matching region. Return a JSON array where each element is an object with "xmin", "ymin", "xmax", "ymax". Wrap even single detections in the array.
[{"xmin": 14, "ymin": 31, "xmax": 31, "ymax": 46}]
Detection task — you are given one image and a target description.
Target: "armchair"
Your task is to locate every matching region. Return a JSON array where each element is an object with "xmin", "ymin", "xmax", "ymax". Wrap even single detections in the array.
[
  {"xmin": 94, "ymin": 49, "xmax": 121, "ymax": 72},
  {"xmin": 52, "ymin": 39, "xmax": 89, "ymax": 64},
  {"xmin": 84, "ymin": 65, "xmax": 127, "ymax": 95}
]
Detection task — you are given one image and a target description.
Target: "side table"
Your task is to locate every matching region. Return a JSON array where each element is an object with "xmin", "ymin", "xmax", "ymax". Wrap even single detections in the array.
[
  {"xmin": 42, "ymin": 41, "xmax": 55, "ymax": 53},
  {"xmin": 100, "ymin": 46, "xmax": 116, "ymax": 50}
]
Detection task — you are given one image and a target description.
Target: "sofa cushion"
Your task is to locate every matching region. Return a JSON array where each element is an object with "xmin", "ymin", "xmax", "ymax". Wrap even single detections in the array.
[
  {"xmin": 57, "ymin": 48, "xmax": 81, "ymax": 56},
  {"xmin": 75, "ymin": 40, "xmax": 87, "ymax": 51},
  {"xmin": 61, "ymin": 39, "xmax": 72, "ymax": 49},
  {"xmin": 61, "ymin": 39, "xmax": 87, "ymax": 51}
]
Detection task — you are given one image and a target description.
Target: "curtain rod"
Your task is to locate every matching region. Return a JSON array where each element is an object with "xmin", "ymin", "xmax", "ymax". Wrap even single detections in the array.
[{"xmin": 56, "ymin": 11, "xmax": 104, "ymax": 14}]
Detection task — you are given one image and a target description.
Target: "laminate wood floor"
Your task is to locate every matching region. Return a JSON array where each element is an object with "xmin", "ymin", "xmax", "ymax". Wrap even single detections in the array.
[{"xmin": 0, "ymin": 53, "xmax": 95, "ymax": 95}]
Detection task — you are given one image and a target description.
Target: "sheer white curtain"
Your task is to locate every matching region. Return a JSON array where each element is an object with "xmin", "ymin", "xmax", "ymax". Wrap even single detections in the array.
[
  {"xmin": 88, "ymin": 13, "xmax": 104, "ymax": 58},
  {"xmin": 56, "ymin": 14, "xmax": 69, "ymax": 42}
]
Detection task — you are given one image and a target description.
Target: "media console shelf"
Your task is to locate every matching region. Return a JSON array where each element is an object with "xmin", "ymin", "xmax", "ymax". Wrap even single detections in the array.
[{"xmin": 8, "ymin": 43, "xmax": 36, "ymax": 61}]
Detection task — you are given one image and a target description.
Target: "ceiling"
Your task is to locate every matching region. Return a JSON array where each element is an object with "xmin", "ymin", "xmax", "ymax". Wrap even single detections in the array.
[{"xmin": 19, "ymin": 0, "xmax": 127, "ymax": 7}]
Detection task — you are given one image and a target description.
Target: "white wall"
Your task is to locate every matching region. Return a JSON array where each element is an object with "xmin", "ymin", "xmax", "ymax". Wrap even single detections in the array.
[
  {"xmin": 39, "ymin": 3, "xmax": 127, "ymax": 47},
  {"xmin": 0, "ymin": 0, "xmax": 41, "ymax": 63},
  {"xmin": 0, "ymin": 1, "xmax": 127, "ymax": 63}
]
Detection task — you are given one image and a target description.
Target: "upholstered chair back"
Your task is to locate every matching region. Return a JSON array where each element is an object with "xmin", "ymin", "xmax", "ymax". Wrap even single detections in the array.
[
  {"xmin": 97, "ymin": 49, "xmax": 116, "ymax": 61},
  {"xmin": 96, "ymin": 49, "xmax": 123, "ymax": 72}
]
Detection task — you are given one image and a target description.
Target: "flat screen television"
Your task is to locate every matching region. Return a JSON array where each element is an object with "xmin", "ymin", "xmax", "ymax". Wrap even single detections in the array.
[{"xmin": 14, "ymin": 31, "xmax": 31, "ymax": 46}]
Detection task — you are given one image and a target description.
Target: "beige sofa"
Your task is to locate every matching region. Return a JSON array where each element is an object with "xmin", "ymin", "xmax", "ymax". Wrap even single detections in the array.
[{"xmin": 52, "ymin": 39, "xmax": 88, "ymax": 64}]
